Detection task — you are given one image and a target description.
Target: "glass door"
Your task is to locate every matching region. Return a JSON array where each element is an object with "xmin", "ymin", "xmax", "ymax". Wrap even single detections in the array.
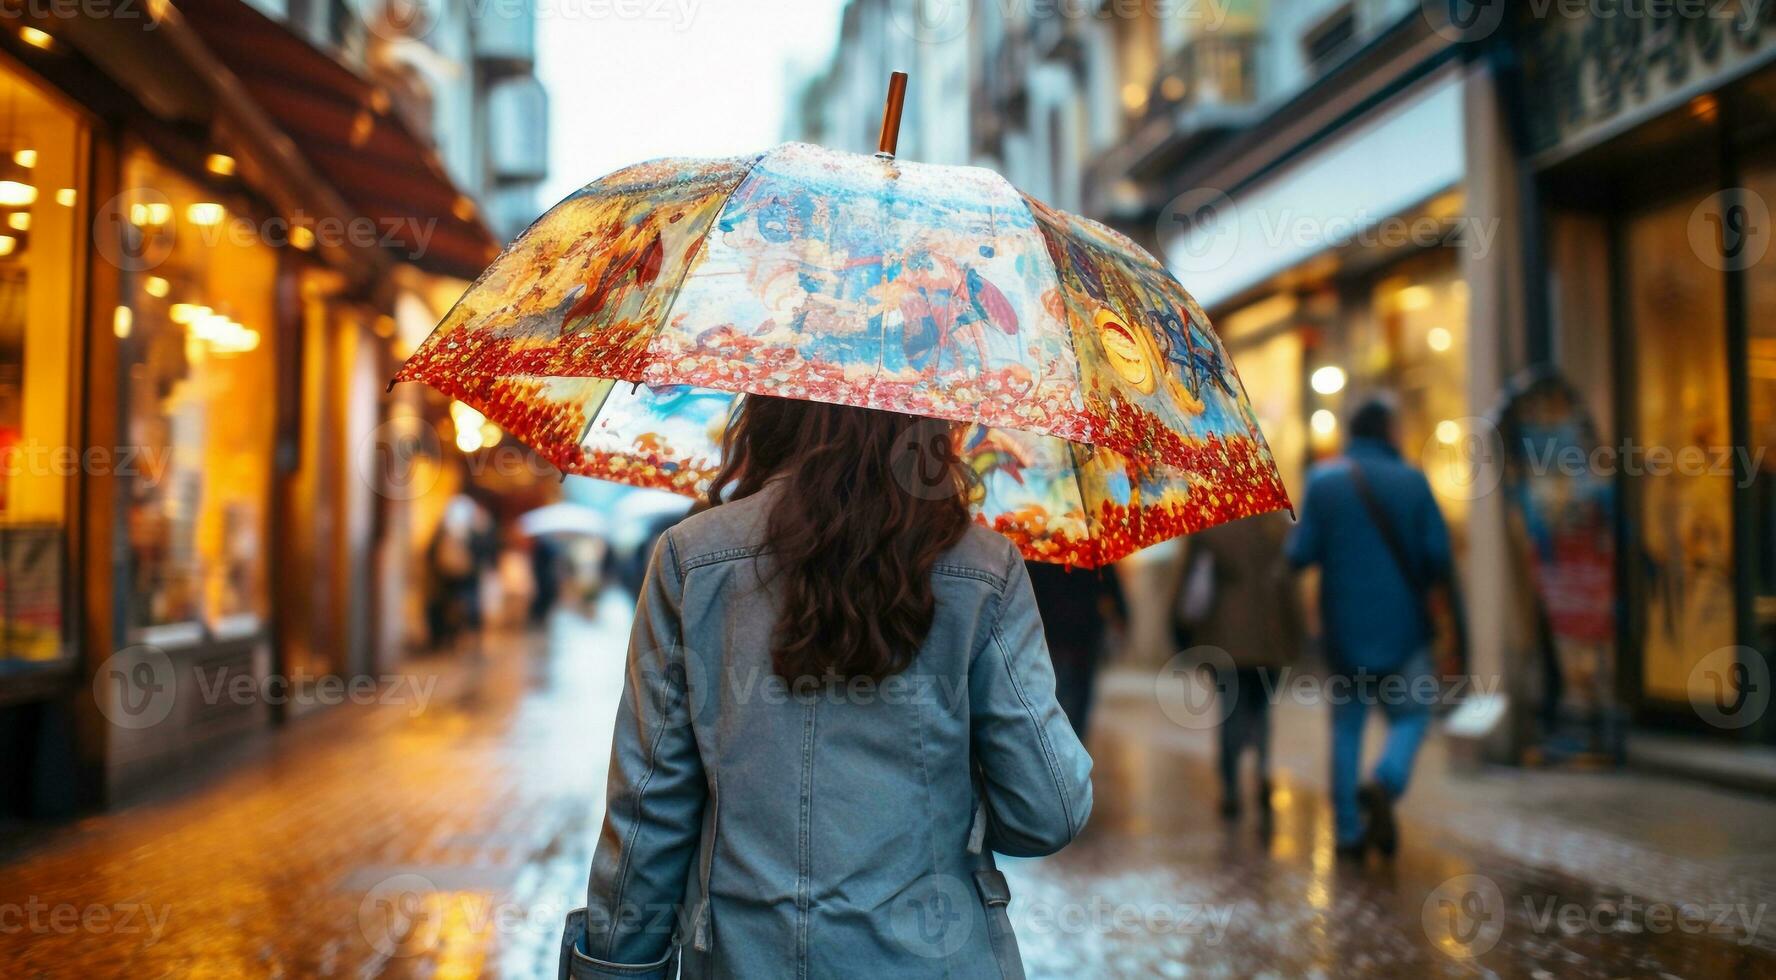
[{"xmin": 1624, "ymin": 192, "xmax": 1736, "ymax": 712}]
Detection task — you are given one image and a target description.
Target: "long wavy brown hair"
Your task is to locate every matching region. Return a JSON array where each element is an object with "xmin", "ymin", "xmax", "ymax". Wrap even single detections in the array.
[{"xmin": 707, "ymin": 395, "xmax": 974, "ymax": 682}]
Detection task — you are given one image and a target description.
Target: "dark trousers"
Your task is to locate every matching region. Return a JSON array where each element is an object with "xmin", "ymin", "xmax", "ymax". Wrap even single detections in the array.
[
  {"xmin": 1050, "ymin": 645, "xmax": 1100, "ymax": 741},
  {"xmin": 1216, "ymin": 666, "xmax": 1275, "ymax": 801}
]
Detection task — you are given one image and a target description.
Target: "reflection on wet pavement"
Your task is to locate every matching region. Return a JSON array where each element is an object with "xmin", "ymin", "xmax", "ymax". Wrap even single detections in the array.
[{"xmin": 0, "ymin": 600, "xmax": 1771, "ymax": 978}]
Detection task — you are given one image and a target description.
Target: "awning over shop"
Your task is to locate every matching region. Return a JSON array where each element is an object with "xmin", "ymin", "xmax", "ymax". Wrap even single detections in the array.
[
  {"xmin": 1166, "ymin": 68, "xmax": 1465, "ymax": 310},
  {"xmin": 171, "ymin": 0, "xmax": 499, "ymax": 281}
]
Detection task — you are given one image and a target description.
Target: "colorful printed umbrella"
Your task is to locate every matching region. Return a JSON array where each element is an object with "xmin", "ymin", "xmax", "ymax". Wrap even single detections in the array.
[{"xmin": 395, "ymin": 95, "xmax": 1288, "ymax": 565}]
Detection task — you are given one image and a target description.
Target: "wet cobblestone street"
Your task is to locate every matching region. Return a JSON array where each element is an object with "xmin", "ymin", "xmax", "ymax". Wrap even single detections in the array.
[{"xmin": 2, "ymin": 598, "xmax": 1773, "ymax": 978}]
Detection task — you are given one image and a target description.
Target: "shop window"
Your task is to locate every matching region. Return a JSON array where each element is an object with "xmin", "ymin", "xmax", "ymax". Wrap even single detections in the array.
[
  {"xmin": 0, "ymin": 67, "xmax": 84, "ymax": 676},
  {"xmin": 117, "ymin": 151, "xmax": 276, "ymax": 634},
  {"xmin": 1323, "ymin": 249, "xmax": 1472, "ymax": 528},
  {"xmin": 1625, "ymin": 193, "xmax": 1734, "ymax": 705},
  {"xmin": 1740, "ymin": 168, "xmax": 1776, "ymax": 655},
  {"xmin": 1221, "ymin": 294, "xmax": 1306, "ymax": 502}
]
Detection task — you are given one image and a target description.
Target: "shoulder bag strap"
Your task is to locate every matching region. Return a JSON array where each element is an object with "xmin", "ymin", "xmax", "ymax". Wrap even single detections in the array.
[{"xmin": 1345, "ymin": 462, "xmax": 1429, "ymax": 609}]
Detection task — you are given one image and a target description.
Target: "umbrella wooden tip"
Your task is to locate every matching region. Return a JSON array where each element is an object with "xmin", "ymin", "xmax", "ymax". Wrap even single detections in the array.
[{"xmin": 877, "ymin": 71, "xmax": 909, "ymax": 158}]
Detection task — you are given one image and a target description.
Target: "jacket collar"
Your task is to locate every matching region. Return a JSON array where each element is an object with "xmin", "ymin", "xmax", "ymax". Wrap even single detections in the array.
[{"xmin": 1345, "ymin": 436, "xmax": 1400, "ymax": 461}]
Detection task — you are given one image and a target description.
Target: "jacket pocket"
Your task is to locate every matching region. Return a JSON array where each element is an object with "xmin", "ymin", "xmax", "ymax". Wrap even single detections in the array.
[
  {"xmin": 558, "ymin": 908, "xmax": 680, "ymax": 980},
  {"xmin": 971, "ymin": 869, "xmax": 1025, "ymax": 980}
]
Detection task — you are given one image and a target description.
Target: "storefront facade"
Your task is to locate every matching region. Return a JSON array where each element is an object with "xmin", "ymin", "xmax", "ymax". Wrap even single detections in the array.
[
  {"xmin": 0, "ymin": 4, "xmax": 499, "ymax": 814},
  {"xmin": 1174, "ymin": 65, "xmax": 1476, "ymax": 521},
  {"xmin": 1513, "ymin": 4, "xmax": 1776, "ymax": 746},
  {"xmin": 0, "ymin": 45, "xmax": 93, "ymax": 813}
]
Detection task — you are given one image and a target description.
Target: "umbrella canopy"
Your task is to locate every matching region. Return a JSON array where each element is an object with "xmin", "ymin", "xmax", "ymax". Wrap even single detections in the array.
[{"xmin": 395, "ymin": 142, "xmax": 1289, "ymax": 566}]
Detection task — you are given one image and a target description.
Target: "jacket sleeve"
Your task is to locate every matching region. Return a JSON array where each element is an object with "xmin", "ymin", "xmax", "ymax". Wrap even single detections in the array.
[
  {"xmin": 582, "ymin": 530, "xmax": 706, "ymax": 965},
  {"xmin": 970, "ymin": 548, "xmax": 1094, "ymax": 856},
  {"xmin": 1418, "ymin": 476, "xmax": 1453, "ymax": 582}
]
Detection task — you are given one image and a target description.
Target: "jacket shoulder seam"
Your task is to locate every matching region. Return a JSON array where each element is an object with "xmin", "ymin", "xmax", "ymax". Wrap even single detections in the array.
[
  {"xmin": 678, "ymin": 544, "xmax": 767, "ymax": 572},
  {"xmin": 932, "ymin": 562, "xmax": 1005, "ymax": 590}
]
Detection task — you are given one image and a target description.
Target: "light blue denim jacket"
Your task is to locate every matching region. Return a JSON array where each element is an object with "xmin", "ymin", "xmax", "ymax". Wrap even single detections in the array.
[{"xmin": 560, "ymin": 483, "xmax": 1094, "ymax": 979}]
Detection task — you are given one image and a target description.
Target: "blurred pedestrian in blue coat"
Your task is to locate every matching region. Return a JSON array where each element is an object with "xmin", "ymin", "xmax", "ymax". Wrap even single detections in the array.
[{"xmin": 1287, "ymin": 396, "xmax": 1453, "ymax": 858}]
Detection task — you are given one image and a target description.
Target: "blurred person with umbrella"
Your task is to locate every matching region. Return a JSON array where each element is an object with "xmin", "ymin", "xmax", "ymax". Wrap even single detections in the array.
[
  {"xmin": 394, "ymin": 74, "xmax": 1288, "ymax": 977},
  {"xmin": 426, "ymin": 492, "xmax": 496, "ymax": 648},
  {"xmin": 1286, "ymin": 395, "xmax": 1456, "ymax": 860},
  {"xmin": 605, "ymin": 489, "xmax": 698, "ymax": 597},
  {"xmin": 517, "ymin": 502, "xmax": 611, "ymax": 622}
]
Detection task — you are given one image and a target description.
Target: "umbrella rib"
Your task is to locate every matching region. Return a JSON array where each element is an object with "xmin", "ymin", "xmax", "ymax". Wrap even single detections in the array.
[
  {"xmin": 644, "ymin": 150, "xmax": 773, "ymax": 380},
  {"xmin": 570, "ymin": 379, "xmax": 623, "ymax": 466},
  {"xmin": 1062, "ymin": 438, "xmax": 1101, "ymax": 570},
  {"xmin": 1000, "ymin": 186, "xmax": 1093, "ymax": 441}
]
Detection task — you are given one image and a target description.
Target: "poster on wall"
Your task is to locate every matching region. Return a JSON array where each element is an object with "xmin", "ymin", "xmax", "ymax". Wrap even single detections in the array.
[
  {"xmin": 0, "ymin": 524, "xmax": 66, "ymax": 667},
  {"xmin": 1494, "ymin": 368, "xmax": 1624, "ymax": 763}
]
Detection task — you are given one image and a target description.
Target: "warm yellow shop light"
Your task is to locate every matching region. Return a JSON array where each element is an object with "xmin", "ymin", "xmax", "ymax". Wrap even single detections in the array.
[
  {"xmin": 1396, "ymin": 285, "xmax": 1433, "ymax": 312},
  {"xmin": 451, "ymin": 400, "xmax": 490, "ymax": 453},
  {"xmin": 1309, "ymin": 365, "xmax": 1346, "ymax": 396},
  {"xmin": 170, "ymin": 303, "xmax": 212, "ymax": 324},
  {"xmin": 130, "ymin": 201, "xmax": 171, "ymax": 225},
  {"xmin": 0, "ymin": 179, "xmax": 35, "ymax": 207},
  {"xmin": 186, "ymin": 202, "xmax": 225, "ymax": 226}
]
